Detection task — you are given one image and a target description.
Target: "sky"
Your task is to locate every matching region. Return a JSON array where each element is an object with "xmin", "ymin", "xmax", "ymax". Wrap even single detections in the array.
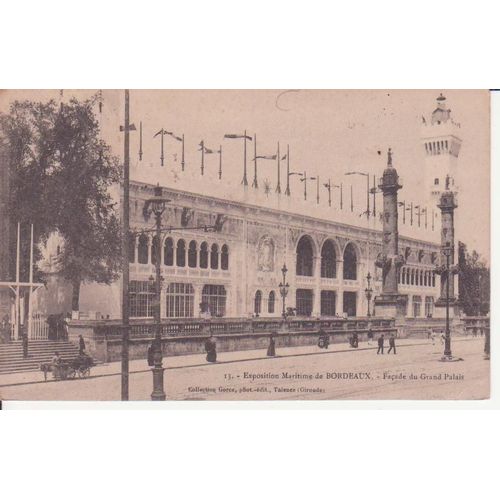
[{"xmin": 0, "ymin": 89, "xmax": 490, "ymax": 261}]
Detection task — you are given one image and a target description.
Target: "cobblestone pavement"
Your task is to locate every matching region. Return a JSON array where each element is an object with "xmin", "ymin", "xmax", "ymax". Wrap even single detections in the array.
[{"xmin": 0, "ymin": 338, "xmax": 488, "ymax": 401}]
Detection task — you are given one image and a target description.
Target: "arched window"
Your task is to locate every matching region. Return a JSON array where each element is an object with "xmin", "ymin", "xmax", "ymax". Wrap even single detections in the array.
[
  {"xmin": 200, "ymin": 242, "xmax": 208, "ymax": 269},
  {"xmin": 176, "ymin": 239, "xmax": 186, "ymax": 267},
  {"xmin": 321, "ymin": 240, "xmax": 337, "ymax": 278},
  {"xmin": 268, "ymin": 291, "xmax": 275, "ymax": 314},
  {"xmin": 138, "ymin": 234, "xmax": 149, "ymax": 264},
  {"xmin": 343, "ymin": 243, "xmax": 357, "ymax": 280},
  {"xmin": 128, "ymin": 234, "xmax": 135, "ymax": 263},
  {"xmin": 420, "ymin": 270, "xmax": 424, "ymax": 286},
  {"xmin": 164, "ymin": 237, "xmax": 174, "ymax": 266},
  {"xmin": 432, "ymin": 273, "xmax": 436, "ymax": 287},
  {"xmin": 254, "ymin": 290, "xmax": 262, "ymax": 315},
  {"xmin": 296, "ymin": 235, "xmax": 314, "ymax": 276},
  {"xmin": 151, "ymin": 235, "xmax": 160, "ymax": 265},
  {"xmin": 221, "ymin": 244, "xmax": 229, "ymax": 270},
  {"xmin": 210, "ymin": 243, "xmax": 219, "ymax": 270},
  {"xmin": 410, "ymin": 269, "xmax": 415, "ymax": 285},
  {"xmin": 188, "ymin": 240, "xmax": 197, "ymax": 268}
]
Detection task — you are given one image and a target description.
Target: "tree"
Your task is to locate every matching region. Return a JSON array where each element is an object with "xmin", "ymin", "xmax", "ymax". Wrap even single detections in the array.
[
  {"xmin": 0, "ymin": 95, "xmax": 121, "ymax": 311},
  {"xmin": 458, "ymin": 241, "xmax": 490, "ymax": 316}
]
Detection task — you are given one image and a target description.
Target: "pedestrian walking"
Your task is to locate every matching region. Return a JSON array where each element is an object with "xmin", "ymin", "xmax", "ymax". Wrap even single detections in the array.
[
  {"xmin": 377, "ymin": 334, "xmax": 384, "ymax": 354},
  {"xmin": 78, "ymin": 334, "xmax": 86, "ymax": 355},
  {"xmin": 387, "ymin": 333, "xmax": 397, "ymax": 354},
  {"xmin": 431, "ymin": 331, "xmax": 436, "ymax": 345},
  {"xmin": 205, "ymin": 335, "xmax": 217, "ymax": 363},
  {"xmin": 267, "ymin": 332, "xmax": 276, "ymax": 357},
  {"xmin": 367, "ymin": 328, "xmax": 374, "ymax": 345},
  {"xmin": 440, "ymin": 333, "xmax": 445, "ymax": 345}
]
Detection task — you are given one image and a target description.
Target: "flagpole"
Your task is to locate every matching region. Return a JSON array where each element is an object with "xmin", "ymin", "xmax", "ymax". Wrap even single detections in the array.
[
  {"xmin": 201, "ymin": 140, "xmax": 205, "ymax": 176},
  {"xmin": 252, "ymin": 134, "xmax": 258, "ymax": 188},
  {"xmin": 160, "ymin": 129, "xmax": 164, "ymax": 167},
  {"xmin": 242, "ymin": 129, "xmax": 248, "ymax": 186},
  {"xmin": 340, "ymin": 182, "xmax": 343, "ymax": 210},
  {"xmin": 181, "ymin": 134, "xmax": 185, "ymax": 171},
  {"xmin": 219, "ymin": 145, "xmax": 222, "ymax": 180},
  {"xmin": 15, "ymin": 222, "xmax": 20, "ymax": 340},
  {"xmin": 372, "ymin": 174, "xmax": 376, "ymax": 217},
  {"xmin": 28, "ymin": 223, "xmax": 33, "ymax": 342},
  {"xmin": 285, "ymin": 145, "xmax": 290, "ymax": 196},
  {"xmin": 350, "ymin": 185, "xmax": 353, "ymax": 212},
  {"xmin": 276, "ymin": 142, "xmax": 281, "ymax": 194},
  {"xmin": 139, "ymin": 121, "xmax": 143, "ymax": 161},
  {"xmin": 316, "ymin": 176, "xmax": 320, "ymax": 204},
  {"xmin": 328, "ymin": 179, "xmax": 332, "ymax": 207},
  {"xmin": 303, "ymin": 171, "xmax": 307, "ymax": 200}
]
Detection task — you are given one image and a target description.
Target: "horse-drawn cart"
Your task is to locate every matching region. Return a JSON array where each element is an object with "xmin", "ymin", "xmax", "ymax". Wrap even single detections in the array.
[{"xmin": 40, "ymin": 354, "xmax": 94, "ymax": 381}]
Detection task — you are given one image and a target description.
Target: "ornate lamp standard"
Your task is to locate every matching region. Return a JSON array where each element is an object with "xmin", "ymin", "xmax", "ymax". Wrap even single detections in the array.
[
  {"xmin": 364, "ymin": 272, "xmax": 373, "ymax": 317},
  {"xmin": 279, "ymin": 264, "xmax": 290, "ymax": 319},
  {"xmin": 434, "ymin": 242, "xmax": 458, "ymax": 360},
  {"xmin": 345, "ymin": 171, "xmax": 370, "ymax": 219},
  {"xmin": 143, "ymin": 184, "xmax": 170, "ymax": 400}
]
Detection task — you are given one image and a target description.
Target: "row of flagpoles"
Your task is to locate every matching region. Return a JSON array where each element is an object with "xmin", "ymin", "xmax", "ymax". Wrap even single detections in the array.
[{"xmin": 83, "ymin": 90, "xmax": 436, "ymax": 230}]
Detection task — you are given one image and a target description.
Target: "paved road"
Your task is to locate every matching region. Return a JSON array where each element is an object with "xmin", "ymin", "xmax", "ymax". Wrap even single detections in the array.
[{"xmin": 0, "ymin": 338, "xmax": 488, "ymax": 401}]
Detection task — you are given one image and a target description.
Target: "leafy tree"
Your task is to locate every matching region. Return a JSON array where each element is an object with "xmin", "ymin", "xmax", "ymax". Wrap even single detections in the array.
[
  {"xmin": 0, "ymin": 96, "xmax": 121, "ymax": 311},
  {"xmin": 458, "ymin": 241, "xmax": 490, "ymax": 316}
]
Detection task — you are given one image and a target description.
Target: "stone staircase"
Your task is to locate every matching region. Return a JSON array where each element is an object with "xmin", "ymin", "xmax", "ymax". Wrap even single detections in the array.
[{"xmin": 0, "ymin": 340, "xmax": 81, "ymax": 374}]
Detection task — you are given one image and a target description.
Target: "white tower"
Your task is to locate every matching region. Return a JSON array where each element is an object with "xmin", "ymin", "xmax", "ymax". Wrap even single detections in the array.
[{"xmin": 421, "ymin": 93, "xmax": 462, "ymax": 209}]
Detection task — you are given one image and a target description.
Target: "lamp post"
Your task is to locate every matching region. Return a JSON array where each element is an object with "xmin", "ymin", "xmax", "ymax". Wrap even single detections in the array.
[
  {"xmin": 279, "ymin": 264, "xmax": 290, "ymax": 319},
  {"xmin": 364, "ymin": 272, "xmax": 373, "ymax": 317},
  {"xmin": 332, "ymin": 183, "xmax": 343, "ymax": 209},
  {"xmin": 345, "ymin": 171, "xmax": 370, "ymax": 219},
  {"xmin": 144, "ymin": 184, "xmax": 170, "ymax": 400},
  {"xmin": 434, "ymin": 242, "xmax": 455, "ymax": 359}
]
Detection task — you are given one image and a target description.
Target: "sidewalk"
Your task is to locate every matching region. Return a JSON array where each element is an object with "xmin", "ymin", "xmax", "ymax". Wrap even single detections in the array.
[{"xmin": 0, "ymin": 337, "xmax": 479, "ymax": 388}]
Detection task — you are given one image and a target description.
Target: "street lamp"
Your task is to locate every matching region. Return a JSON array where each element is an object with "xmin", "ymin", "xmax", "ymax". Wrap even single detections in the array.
[
  {"xmin": 279, "ymin": 264, "xmax": 290, "ymax": 319},
  {"xmin": 434, "ymin": 242, "xmax": 458, "ymax": 360},
  {"xmin": 364, "ymin": 272, "xmax": 373, "ymax": 317},
  {"xmin": 345, "ymin": 171, "xmax": 370, "ymax": 219},
  {"xmin": 144, "ymin": 184, "xmax": 170, "ymax": 400}
]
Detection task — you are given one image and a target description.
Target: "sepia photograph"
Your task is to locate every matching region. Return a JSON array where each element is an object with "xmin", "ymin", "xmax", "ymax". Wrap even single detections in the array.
[{"xmin": 0, "ymin": 89, "xmax": 490, "ymax": 401}]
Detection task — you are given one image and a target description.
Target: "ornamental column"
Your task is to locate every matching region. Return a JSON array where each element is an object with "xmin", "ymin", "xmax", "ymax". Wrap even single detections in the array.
[
  {"xmin": 373, "ymin": 149, "xmax": 408, "ymax": 323},
  {"xmin": 433, "ymin": 187, "xmax": 460, "ymax": 319}
]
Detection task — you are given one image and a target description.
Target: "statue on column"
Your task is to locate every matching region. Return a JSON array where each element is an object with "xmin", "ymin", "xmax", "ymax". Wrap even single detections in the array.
[{"xmin": 373, "ymin": 149, "xmax": 408, "ymax": 318}]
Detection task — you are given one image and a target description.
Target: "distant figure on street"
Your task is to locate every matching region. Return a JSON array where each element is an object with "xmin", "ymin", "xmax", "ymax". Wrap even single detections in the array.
[
  {"xmin": 367, "ymin": 328, "xmax": 374, "ymax": 345},
  {"xmin": 430, "ymin": 331, "xmax": 436, "ymax": 345},
  {"xmin": 388, "ymin": 333, "xmax": 396, "ymax": 354},
  {"xmin": 440, "ymin": 333, "xmax": 446, "ymax": 344},
  {"xmin": 427, "ymin": 329, "xmax": 431, "ymax": 340},
  {"xmin": 352, "ymin": 332, "xmax": 359, "ymax": 348},
  {"xmin": 267, "ymin": 332, "xmax": 276, "ymax": 357},
  {"xmin": 377, "ymin": 334, "xmax": 384, "ymax": 355},
  {"xmin": 205, "ymin": 335, "xmax": 217, "ymax": 363},
  {"xmin": 78, "ymin": 334, "xmax": 86, "ymax": 355},
  {"xmin": 318, "ymin": 328, "xmax": 329, "ymax": 349},
  {"xmin": 147, "ymin": 341, "xmax": 155, "ymax": 367}
]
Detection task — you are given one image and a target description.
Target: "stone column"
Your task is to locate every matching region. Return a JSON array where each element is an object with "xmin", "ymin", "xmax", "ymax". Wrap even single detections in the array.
[
  {"xmin": 434, "ymin": 189, "xmax": 460, "ymax": 319},
  {"xmin": 337, "ymin": 259, "xmax": 344, "ymax": 315},
  {"xmin": 193, "ymin": 284, "xmax": 202, "ymax": 317},
  {"xmin": 373, "ymin": 149, "xmax": 408, "ymax": 326},
  {"xmin": 313, "ymin": 255, "xmax": 321, "ymax": 316}
]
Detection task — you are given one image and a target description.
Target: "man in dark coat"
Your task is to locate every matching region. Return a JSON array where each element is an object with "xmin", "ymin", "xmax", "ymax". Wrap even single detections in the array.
[
  {"xmin": 377, "ymin": 334, "xmax": 384, "ymax": 354},
  {"xmin": 205, "ymin": 335, "xmax": 217, "ymax": 363},
  {"xmin": 388, "ymin": 333, "xmax": 397, "ymax": 354}
]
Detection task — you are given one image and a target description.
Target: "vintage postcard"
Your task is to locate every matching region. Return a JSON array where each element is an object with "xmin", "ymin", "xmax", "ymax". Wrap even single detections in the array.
[{"xmin": 0, "ymin": 89, "xmax": 490, "ymax": 401}]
